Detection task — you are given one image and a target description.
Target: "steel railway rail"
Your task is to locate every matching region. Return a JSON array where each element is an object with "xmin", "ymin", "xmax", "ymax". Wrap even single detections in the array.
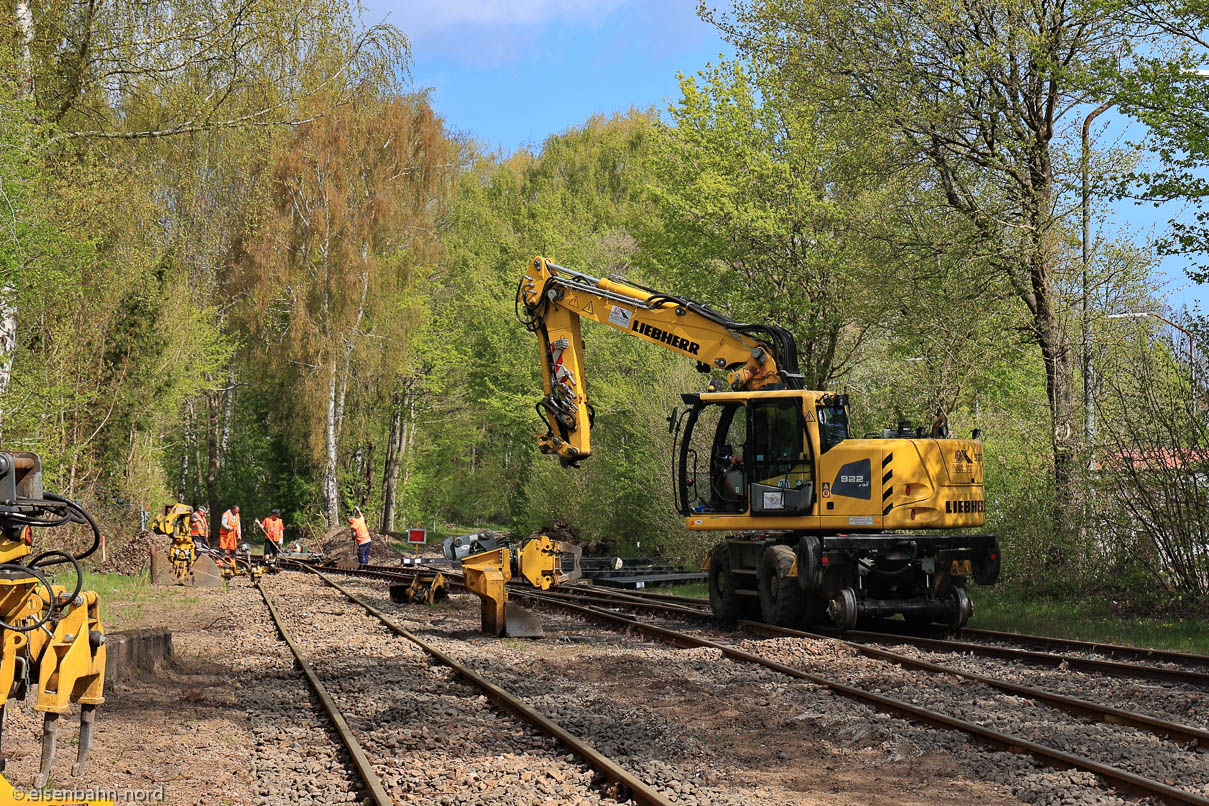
[
  {"xmin": 628, "ymin": 587, "xmax": 1209, "ymax": 671},
  {"xmin": 287, "ymin": 559, "xmax": 1209, "ymax": 686},
  {"xmin": 256, "ymin": 580, "xmax": 394, "ymax": 806},
  {"xmin": 294, "ymin": 564, "xmax": 674, "ymax": 806},
  {"xmin": 508, "ymin": 588, "xmax": 1209, "ymax": 806},
  {"xmin": 524, "ymin": 583, "xmax": 1209, "ymax": 748},
  {"xmin": 546, "ymin": 582, "xmax": 1209, "ymax": 687},
  {"xmin": 957, "ymin": 626, "xmax": 1209, "ymax": 667},
  {"xmin": 284, "ymin": 561, "xmax": 1209, "ymax": 806}
]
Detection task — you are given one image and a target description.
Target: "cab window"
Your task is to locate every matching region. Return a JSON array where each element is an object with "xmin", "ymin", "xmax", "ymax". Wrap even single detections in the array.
[
  {"xmin": 816, "ymin": 404, "xmax": 849, "ymax": 453},
  {"xmin": 751, "ymin": 399, "xmax": 813, "ymax": 491}
]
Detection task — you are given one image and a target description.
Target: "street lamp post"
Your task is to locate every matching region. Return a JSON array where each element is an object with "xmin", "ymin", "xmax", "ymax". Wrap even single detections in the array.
[
  {"xmin": 1080, "ymin": 70, "xmax": 1209, "ymax": 454},
  {"xmin": 1081, "ymin": 102, "xmax": 1112, "ymax": 458}
]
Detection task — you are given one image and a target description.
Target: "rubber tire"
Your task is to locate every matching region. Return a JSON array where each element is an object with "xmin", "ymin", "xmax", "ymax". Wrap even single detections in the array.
[
  {"xmin": 973, "ymin": 540, "xmax": 1002, "ymax": 586},
  {"xmin": 708, "ymin": 543, "xmax": 750, "ymax": 621},
  {"xmin": 758, "ymin": 544, "xmax": 807, "ymax": 627},
  {"xmin": 794, "ymin": 535, "xmax": 825, "ymax": 591}
]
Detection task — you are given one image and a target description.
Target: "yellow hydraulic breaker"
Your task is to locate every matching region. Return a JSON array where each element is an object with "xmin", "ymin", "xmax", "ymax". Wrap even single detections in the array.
[{"xmin": 151, "ymin": 503, "xmax": 200, "ymax": 585}]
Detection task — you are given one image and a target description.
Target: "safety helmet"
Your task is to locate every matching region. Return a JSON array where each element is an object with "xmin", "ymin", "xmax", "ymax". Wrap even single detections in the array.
[{"xmin": 271, "ymin": 509, "xmax": 281, "ymax": 516}]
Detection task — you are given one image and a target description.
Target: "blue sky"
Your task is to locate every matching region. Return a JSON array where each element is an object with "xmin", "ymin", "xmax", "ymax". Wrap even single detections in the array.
[
  {"xmin": 366, "ymin": 0, "xmax": 1204, "ymax": 313},
  {"xmin": 373, "ymin": 0, "xmax": 729, "ymax": 152}
]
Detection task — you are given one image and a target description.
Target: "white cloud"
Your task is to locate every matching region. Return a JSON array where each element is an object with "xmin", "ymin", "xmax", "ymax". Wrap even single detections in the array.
[{"xmin": 382, "ymin": 0, "xmax": 630, "ymax": 39}]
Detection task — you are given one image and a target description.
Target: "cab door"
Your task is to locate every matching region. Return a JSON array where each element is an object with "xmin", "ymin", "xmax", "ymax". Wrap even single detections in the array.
[{"xmin": 747, "ymin": 397, "xmax": 815, "ymax": 516}]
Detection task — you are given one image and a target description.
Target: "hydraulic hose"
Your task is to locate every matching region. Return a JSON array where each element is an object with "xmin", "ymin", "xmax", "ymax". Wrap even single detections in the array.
[{"xmin": 41, "ymin": 493, "xmax": 101, "ymax": 562}]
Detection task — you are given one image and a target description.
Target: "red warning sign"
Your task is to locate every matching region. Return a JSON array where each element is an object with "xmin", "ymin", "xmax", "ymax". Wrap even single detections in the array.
[{"xmin": 407, "ymin": 528, "xmax": 427, "ymax": 544}]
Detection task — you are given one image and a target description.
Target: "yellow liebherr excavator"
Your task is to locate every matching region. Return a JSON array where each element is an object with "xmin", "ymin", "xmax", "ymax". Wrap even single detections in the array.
[{"xmin": 519, "ymin": 257, "xmax": 1001, "ymax": 630}]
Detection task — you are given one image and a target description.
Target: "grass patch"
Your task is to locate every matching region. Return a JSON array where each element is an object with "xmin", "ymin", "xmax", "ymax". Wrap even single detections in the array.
[
  {"xmin": 76, "ymin": 569, "xmax": 202, "ymax": 631},
  {"xmin": 970, "ymin": 586, "xmax": 1209, "ymax": 655},
  {"xmin": 654, "ymin": 582, "xmax": 708, "ymax": 599}
]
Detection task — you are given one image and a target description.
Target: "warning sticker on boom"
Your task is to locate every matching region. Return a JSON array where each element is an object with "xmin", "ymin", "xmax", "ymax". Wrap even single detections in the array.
[{"xmin": 608, "ymin": 305, "xmax": 632, "ymax": 328}]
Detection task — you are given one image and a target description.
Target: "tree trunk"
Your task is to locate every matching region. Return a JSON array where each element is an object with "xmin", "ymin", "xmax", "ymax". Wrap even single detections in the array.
[
  {"xmin": 322, "ymin": 356, "xmax": 340, "ymax": 527},
  {"xmin": 15, "ymin": 2, "xmax": 34, "ymax": 101},
  {"xmin": 219, "ymin": 368, "xmax": 235, "ymax": 460},
  {"xmin": 360, "ymin": 440, "xmax": 374, "ymax": 509},
  {"xmin": 381, "ymin": 390, "xmax": 409, "ymax": 533},
  {"xmin": 178, "ymin": 426, "xmax": 190, "ymax": 502},
  {"xmin": 402, "ymin": 393, "xmax": 416, "ymax": 486},
  {"xmin": 324, "ymin": 270, "xmax": 369, "ymax": 527},
  {"xmin": 1024, "ymin": 178, "xmax": 1077, "ymax": 528},
  {"xmin": 204, "ymin": 382, "xmax": 221, "ymax": 546},
  {"xmin": 0, "ymin": 0, "xmax": 29, "ymax": 440},
  {"xmin": 191, "ymin": 400, "xmax": 203, "ymax": 504}
]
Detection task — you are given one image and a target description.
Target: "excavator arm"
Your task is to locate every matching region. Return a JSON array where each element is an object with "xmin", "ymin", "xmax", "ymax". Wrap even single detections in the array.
[{"xmin": 517, "ymin": 256, "xmax": 803, "ymax": 465}]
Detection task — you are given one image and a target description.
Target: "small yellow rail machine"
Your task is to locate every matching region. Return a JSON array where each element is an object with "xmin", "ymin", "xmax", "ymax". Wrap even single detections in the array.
[{"xmin": 0, "ymin": 452, "xmax": 107, "ymax": 789}]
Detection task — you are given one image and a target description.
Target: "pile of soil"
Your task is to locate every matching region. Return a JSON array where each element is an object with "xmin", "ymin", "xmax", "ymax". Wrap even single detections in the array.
[
  {"xmin": 530, "ymin": 521, "xmax": 577, "ymax": 545},
  {"xmin": 309, "ymin": 523, "xmax": 409, "ymax": 564},
  {"xmin": 94, "ymin": 529, "xmax": 169, "ymax": 575}
]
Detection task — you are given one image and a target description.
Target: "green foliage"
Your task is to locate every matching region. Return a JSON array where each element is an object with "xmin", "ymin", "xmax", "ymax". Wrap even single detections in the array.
[
  {"xmin": 645, "ymin": 61, "xmax": 873, "ymax": 388},
  {"xmin": 2, "ymin": 0, "xmax": 1203, "ymax": 619},
  {"xmin": 1097, "ymin": 2, "xmax": 1209, "ymax": 282}
]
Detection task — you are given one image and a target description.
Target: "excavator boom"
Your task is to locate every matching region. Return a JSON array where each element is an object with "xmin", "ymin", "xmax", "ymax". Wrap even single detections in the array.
[{"xmin": 518, "ymin": 256, "xmax": 802, "ymax": 465}]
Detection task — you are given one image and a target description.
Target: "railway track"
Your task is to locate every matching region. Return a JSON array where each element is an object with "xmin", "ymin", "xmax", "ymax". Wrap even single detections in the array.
[
  {"xmin": 532, "ymin": 584, "xmax": 1209, "ymax": 745},
  {"xmin": 635, "ymin": 588, "xmax": 1209, "ymax": 671},
  {"xmin": 547, "ymin": 583, "xmax": 1209, "ymax": 688},
  {"xmin": 287, "ymin": 561, "xmax": 1209, "ymax": 806},
  {"xmin": 257, "ymin": 580, "xmax": 393, "ymax": 806},
  {"xmin": 277, "ymin": 566, "xmax": 674, "ymax": 806},
  {"xmin": 510, "ymin": 588, "xmax": 1209, "ymax": 806}
]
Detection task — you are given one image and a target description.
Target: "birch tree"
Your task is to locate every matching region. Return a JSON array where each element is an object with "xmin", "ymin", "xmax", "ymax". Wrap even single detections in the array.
[{"xmin": 243, "ymin": 94, "xmax": 452, "ymax": 526}]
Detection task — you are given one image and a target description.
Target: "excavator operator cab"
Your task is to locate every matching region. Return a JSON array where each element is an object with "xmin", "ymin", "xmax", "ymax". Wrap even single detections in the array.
[{"xmin": 678, "ymin": 390, "xmax": 835, "ymax": 517}]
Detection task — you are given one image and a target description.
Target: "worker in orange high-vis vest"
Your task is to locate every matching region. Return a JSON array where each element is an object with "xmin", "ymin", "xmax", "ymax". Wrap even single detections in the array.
[
  {"xmin": 258, "ymin": 509, "xmax": 284, "ymax": 558},
  {"xmin": 348, "ymin": 512, "xmax": 371, "ymax": 566},
  {"xmin": 219, "ymin": 506, "xmax": 241, "ymax": 566},
  {"xmin": 190, "ymin": 506, "xmax": 209, "ymax": 547}
]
